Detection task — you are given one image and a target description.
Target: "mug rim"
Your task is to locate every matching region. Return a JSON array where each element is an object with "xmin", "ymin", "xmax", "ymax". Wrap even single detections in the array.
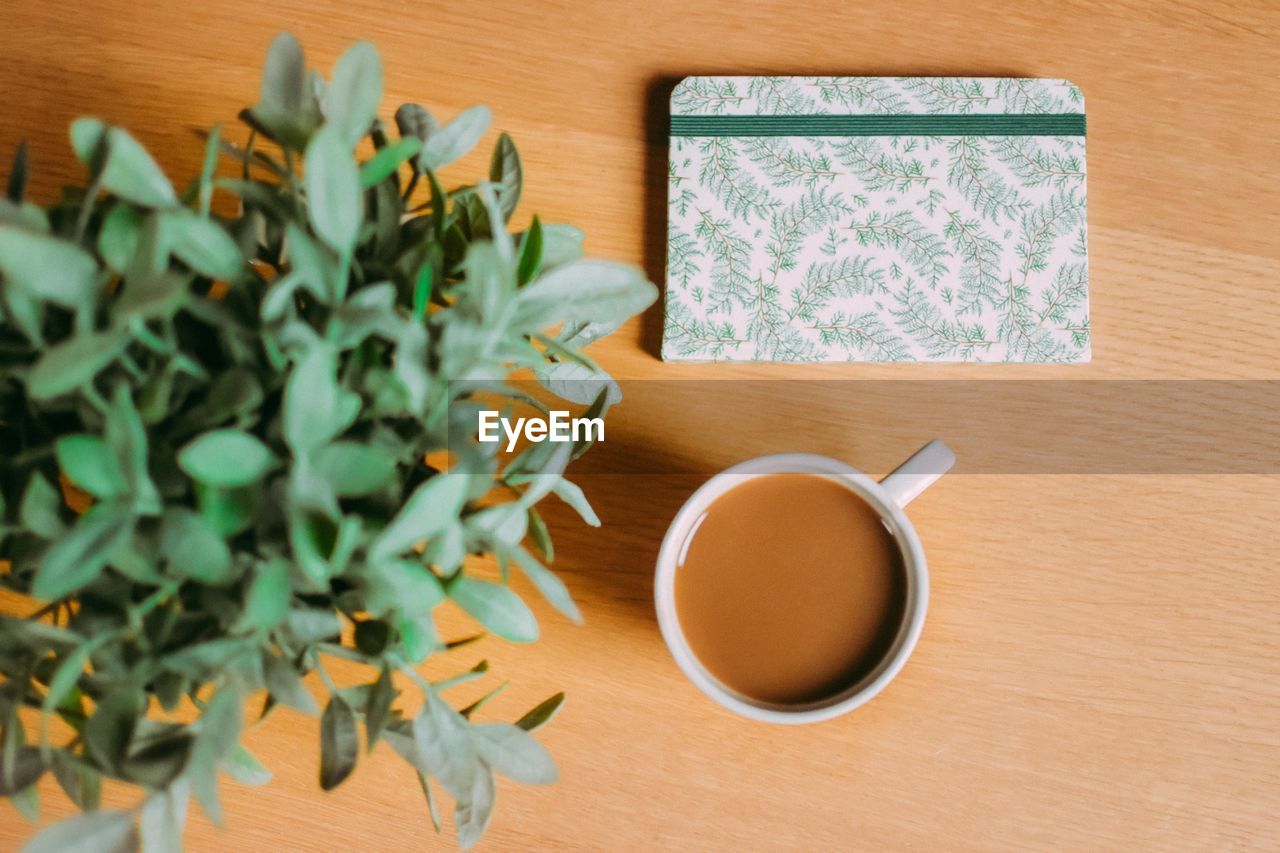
[{"xmin": 653, "ymin": 452, "xmax": 929, "ymax": 725}]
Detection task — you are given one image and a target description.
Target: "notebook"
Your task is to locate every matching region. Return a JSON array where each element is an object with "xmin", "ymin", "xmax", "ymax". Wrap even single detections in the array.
[{"xmin": 663, "ymin": 76, "xmax": 1089, "ymax": 363}]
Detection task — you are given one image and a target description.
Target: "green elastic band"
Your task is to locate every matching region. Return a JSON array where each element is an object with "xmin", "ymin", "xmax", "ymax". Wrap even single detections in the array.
[{"xmin": 669, "ymin": 113, "xmax": 1086, "ymax": 137}]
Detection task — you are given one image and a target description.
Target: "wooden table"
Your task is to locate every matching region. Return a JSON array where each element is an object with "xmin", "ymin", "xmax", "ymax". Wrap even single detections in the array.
[{"xmin": 2, "ymin": 0, "xmax": 1278, "ymax": 849}]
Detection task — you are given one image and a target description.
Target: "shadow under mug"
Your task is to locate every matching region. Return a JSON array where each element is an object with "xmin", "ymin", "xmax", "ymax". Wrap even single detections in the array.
[{"xmin": 653, "ymin": 440, "xmax": 955, "ymax": 724}]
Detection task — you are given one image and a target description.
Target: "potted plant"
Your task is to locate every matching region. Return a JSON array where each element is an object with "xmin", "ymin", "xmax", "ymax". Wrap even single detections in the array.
[{"xmin": 0, "ymin": 33, "xmax": 655, "ymax": 850}]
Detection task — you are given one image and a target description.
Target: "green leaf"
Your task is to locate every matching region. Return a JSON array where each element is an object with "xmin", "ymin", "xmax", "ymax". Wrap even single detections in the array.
[
  {"xmin": 120, "ymin": 732, "xmax": 191, "ymax": 790},
  {"xmin": 0, "ymin": 197, "xmax": 44, "ymax": 231},
  {"xmin": 319, "ymin": 695, "xmax": 358, "ymax": 790},
  {"xmin": 472, "ymin": 722, "xmax": 557, "ymax": 784},
  {"xmin": 288, "ymin": 508, "xmax": 337, "ymax": 586},
  {"xmin": 105, "ymin": 383, "xmax": 161, "ymax": 514},
  {"xmin": 55, "ymin": 435, "xmax": 123, "ymax": 500},
  {"xmin": 162, "ymin": 210, "xmax": 242, "ymax": 279},
  {"xmin": 382, "ymin": 727, "xmax": 442, "ymax": 838},
  {"xmin": 422, "ymin": 105, "xmax": 491, "ymax": 170},
  {"xmin": 0, "ymin": 746, "xmax": 45, "ymax": 795},
  {"xmin": 469, "ymin": 186, "xmax": 510, "ymax": 264},
  {"xmin": 364, "ymin": 666, "xmax": 395, "ymax": 752},
  {"xmin": 178, "ymin": 429, "xmax": 276, "ymax": 488},
  {"xmin": 412, "ymin": 262, "xmax": 433, "ymax": 320},
  {"xmin": 223, "ymin": 745, "xmax": 272, "ymax": 785},
  {"xmin": 153, "ymin": 675, "xmax": 186, "ymax": 712},
  {"xmin": 552, "ymin": 317, "xmax": 616, "ymax": 356},
  {"xmin": 198, "ymin": 124, "xmax": 220, "ymax": 215},
  {"xmin": 26, "ymin": 328, "xmax": 129, "ymax": 400},
  {"xmin": 503, "ymin": 440, "xmax": 570, "ymax": 507},
  {"xmin": 19, "ymin": 473, "xmax": 64, "ymax": 538},
  {"xmin": 508, "ymin": 544, "xmax": 581, "ymax": 623},
  {"xmin": 415, "ymin": 770, "xmax": 443, "ymax": 833},
  {"xmin": 516, "ymin": 215, "xmax": 543, "ymax": 285},
  {"xmin": 526, "ymin": 506, "xmax": 553, "ymax": 561},
  {"xmin": 263, "ymin": 224, "xmax": 337, "ymax": 316},
  {"xmin": 186, "ymin": 745, "xmax": 222, "ymax": 828},
  {"xmin": 7, "ymin": 139, "xmax": 28, "ymax": 203},
  {"xmin": 190, "ymin": 366, "xmax": 265, "ymax": 427},
  {"xmin": 284, "ymin": 343, "xmax": 358, "ymax": 454},
  {"xmin": 324, "ymin": 41, "xmax": 383, "ymax": 148},
  {"xmin": 370, "ymin": 473, "xmax": 470, "ymax": 559},
  {"xmin": 161, "ymin": 508, "xmax": 232, "ymax": 585},
  {"xmin": 552, "ymin": 478, "xmax": 601, "ymax": 526},
  {"xmin": 189, "ymin": 684, "xmax": 242, "ymax": 826},
  {"xmin": 454, "ymin": 767, "xmax": 497, "ymax": 850},
  {"xmin": 312, "ymin": 441, "xmax": 396, "ymax": 496},
  {"xmin": 0, "ymin": 617, "xmax": 78, "ymax": 652},
  {"xmin": 381, "ymin": 724, "xmax": 421, "ymax": 767},
  {"xmin": 304, "ymin": 127, "xmax": 361, "ymax": 253},
  {"xmin": 483, "ymin": 488, "xmax": 536, "ymax": 533},
  {"xmin": 40, "ymin": 636, "xmax": 109, "ymax": 749},
  {"xmin": 513, "ymin": 259, "xmax": 656, "ymax": 330},
  {"xmin": 11, "ymin": 782, "xmax": 39, "ymax": 823},
  {"xmin": 262, "ymin": 652, "xmax": 319, "ymax": 715},
  {"xmin": 238, "ymin": 558, "xmax": 290, "ymax": 631},
  {"xmin": 393, "ymin": 104, "xmax": 441, "ymax": 173},
  {"xmin": 139, "ymin": 779, "xmax": 188, "ymax": 853},
  {"xmin": 360, "ymin": 136, "xmax": 422, "ymax": 188},
  {"xmin": 51, "ymin": 750, "xmax": 101, "ymax": 811},
  {"xmin": 50, "ymin": 683, "xmax": 88, "ymax": 732},
  {"xmin": 0, "ymin": 225, "xmax": 99, "ymax": 309},
  {"xmin": 162, "ymin": 639, "xmax": 250, "ymax": 679},
  {"xmin": 427, "ymin": 522, "xmax": 467, "ymax": 576},
  {"xmin": 70, "ymin": 118, "xmax": 175, "ymax": 208},
  {"xmin": 397, "ymin": 610, "xmax": 439, "ymax": 663},
  {"xmin": 447, "ymin": 576, "xmax": 538, "ymax": 643},
  {"xmin": 134, "ymin": 362, "xmax": 179, "ymax": 427},
  {"xmin": 34, "ymin": 501, "xmax": 133, "ymax": 599},
  {"xmin": 412, "ymin": 693, "xmax": 481, "ymax": 800},
  {"xmin": 284, "ymin": 608, "xmax": 343, "ymax": 644},
  {"xmin": 488, "ymin": 132, "xmax": 522, "ymax": 222},
  {"xmin": 97, "ymin": 205, "xmax": 143, "ymax": 273},
  {"xmin": 362, "ymin": 559, "xmax": 445, "ymax": 619},
  {"xmin": 83, "ymin": 687, "xmax": 143, "ymax": 773},
  {"xmin": 112, "ymin": 269, "xmax": 187, "ymax": 325},
  {"xmin": 393, "ymin": 320, "xmax": 431, "ymax": 412},
  {"xmin": 260, "ymin": 32, "xmax": 305, "ymax": 105},
  {"xmin": 514, "ymin": 692, "xmax": 565, "ymax": 732},
  {"xmin": 2, "ymin": 283, "xmax": 41, "ymax": 342},
  {"xmin": 460, "ymin": 240, "xmax": 515, "ymax": 321},
  {"xmin": 253, "ymin": 33, "xmax": 319, "ymax": 149},
  {"xmin": 535, "ymin": 361, "xmax": 620, "ymax": 414},
  {"xmin": 194, "ymin": 482, "xmax": 255, "ymax": 538},
  {"xmin": 330, "ymin": 282, "xmax": 399, "ymax": 350},
  {"xmin": 20, "ymin": 810, "xmax": 138, "ymax": 853},
  {"xmin": 538, "ymin": 223, "xmax": 584, "ymax": 268}
]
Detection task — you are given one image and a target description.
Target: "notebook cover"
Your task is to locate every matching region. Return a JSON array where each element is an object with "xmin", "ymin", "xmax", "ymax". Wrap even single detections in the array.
[{"xmin": 662, "ymin": 76, "xmax": 1090, "ymax": 363}]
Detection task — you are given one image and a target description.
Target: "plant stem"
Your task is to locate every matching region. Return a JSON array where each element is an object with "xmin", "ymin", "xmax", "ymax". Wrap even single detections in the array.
[
  {"xmin": 402, "ymin": 171, "xmax": 420, "ymax": 203},
  {"xmin": 25, "ymin": 600, "xmax": 61, "ymax": 621},
  {"xmin": 314, "ymin": 657, "xmax": 338, "ymax": 694}
]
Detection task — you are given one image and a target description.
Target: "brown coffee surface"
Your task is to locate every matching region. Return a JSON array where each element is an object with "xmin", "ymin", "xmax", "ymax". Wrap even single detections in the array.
[{"xmin": 673, "ymin": 473, "xmax": 906, "ymax": 705}]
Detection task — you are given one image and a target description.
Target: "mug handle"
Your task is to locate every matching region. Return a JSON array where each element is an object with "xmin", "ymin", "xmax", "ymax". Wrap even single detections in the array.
[{"xmin": 879, "ymin": 440, "xmax": 956, "ymax": 509}]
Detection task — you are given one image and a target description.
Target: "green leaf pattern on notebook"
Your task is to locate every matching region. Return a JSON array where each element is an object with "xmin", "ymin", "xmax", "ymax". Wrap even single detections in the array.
[{"xmin": 664, "ymin": 77, "xmax": 1090, "ymax": 363}]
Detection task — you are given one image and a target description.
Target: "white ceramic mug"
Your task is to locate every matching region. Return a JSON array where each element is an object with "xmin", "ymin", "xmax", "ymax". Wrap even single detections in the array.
[{"xmin": 654, "ymin": 440, "xmax": 955, "ymax": 724}]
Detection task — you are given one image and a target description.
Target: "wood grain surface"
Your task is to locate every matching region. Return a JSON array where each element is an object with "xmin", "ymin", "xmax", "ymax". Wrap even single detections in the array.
[{"xmin": 1, "ymin": 0, "xmax": 1278, "ymax": 849}]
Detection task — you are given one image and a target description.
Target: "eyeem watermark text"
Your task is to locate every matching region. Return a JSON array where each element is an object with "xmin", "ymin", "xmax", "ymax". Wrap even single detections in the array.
[{"xmin": 477, "ymin": 410, "xmax": 604, "ymax": 452}]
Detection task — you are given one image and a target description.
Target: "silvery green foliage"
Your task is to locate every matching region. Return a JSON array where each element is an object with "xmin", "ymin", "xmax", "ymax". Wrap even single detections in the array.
[
  {"xmin": 664, "ymin": 76, "xmax": 1090, "ymax": 363},
  {"xmin": 0, "ymin": 33, "xmax": 654, "ymax": 851}
]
